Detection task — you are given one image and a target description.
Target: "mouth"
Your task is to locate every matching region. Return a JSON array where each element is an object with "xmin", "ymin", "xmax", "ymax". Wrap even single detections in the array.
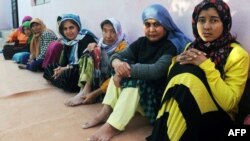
[
  {"xmin": 148, "ymin": 34, "xmax": 158, "ymax": 38},
  {"xmin": 203, "ymin": 33, "xmax": 212, "ymax": 37}
]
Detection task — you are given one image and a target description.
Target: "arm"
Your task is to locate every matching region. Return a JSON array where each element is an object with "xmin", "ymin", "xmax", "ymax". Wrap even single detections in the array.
[
  {"xmin": 200, "ymin": 44, "xmax": 249, "ymax": 111},
  {"xmin": 6, "ymin": 30, "xmax": 18, "ymax": 43},
  {"xmin": 130, "ymin": 54, "xmax": 173, "ymax": 80}
]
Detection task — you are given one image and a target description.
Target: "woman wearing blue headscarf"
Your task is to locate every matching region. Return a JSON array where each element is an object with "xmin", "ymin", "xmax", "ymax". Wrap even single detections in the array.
[
  {"xmin": 43, "ymin": 14, "xmax": 98, "ymax": 92},
  {"xmin": 83, "ymin": 4, "xmax": 190, "ymax": 141}
]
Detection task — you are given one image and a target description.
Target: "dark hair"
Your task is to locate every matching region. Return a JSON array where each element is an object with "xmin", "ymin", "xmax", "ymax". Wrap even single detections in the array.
[
  {"xmin": 200, "ymin": 3, "xmax": 223, "ymax": 23},
  {"xmin": 100, "ymin": 20, "xmax": 114, "ymax": 30}
]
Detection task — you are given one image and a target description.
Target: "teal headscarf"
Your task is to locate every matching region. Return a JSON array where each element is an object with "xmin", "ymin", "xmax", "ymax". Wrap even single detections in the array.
[
  {"xmin": 57, "ymin": 13, "xmax": 98, "ymax": 45},
  {"xmin": 142, "ymin": 4, "xmax": 191, "ymax": 54},
  {"xmin": 57, "ymin": 14, "xmax": 98, "ymax": 64}
]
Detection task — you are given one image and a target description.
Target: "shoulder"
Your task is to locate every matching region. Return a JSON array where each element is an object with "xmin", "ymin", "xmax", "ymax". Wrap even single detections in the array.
[
  {"xmin": 225, "ymin": 42, "xmax": 249, "ymax": 69},
  {"xmin": 41, "ymin": 30, "xmax": 57, "ymax": 38},
  {"xmin": 115, "ymin": 40, "xmax": 128, "ymax": 52},
  {"xmin": 230, "ymin": 43, "xmax": 249, "ymax": 59},
  {"xmin": 83, "ymin": 34, "xmax": 97, "ymax": 42},
  {"xmin": 129, "ymin": 36, "xmax": 147, "ymax": 46}
]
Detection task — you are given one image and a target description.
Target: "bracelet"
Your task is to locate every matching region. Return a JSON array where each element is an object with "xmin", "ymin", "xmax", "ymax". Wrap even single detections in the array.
[{"xmin": 67, "ymin": 64, "xmax": 73, "ymax": 69}]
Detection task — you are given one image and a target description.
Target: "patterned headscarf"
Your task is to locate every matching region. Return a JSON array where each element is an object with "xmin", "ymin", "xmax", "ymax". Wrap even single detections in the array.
[
  {"xmin": 30, "ymin": 18, "xmax": 47, "ymax": 59},
  {"xmin": 98, "ymin": 18, "xmax": 128, "ymax": 55},
  {"xmin": 188, "ymin": 0, "xmax": 235, "ymax": 78},
  {"xmin": 57, "ymin": 14, "xmax": 98, "ymax": 64},
  {"xmin": 142, "ymin": 4, "xmax": 191, "ymax": 54}
]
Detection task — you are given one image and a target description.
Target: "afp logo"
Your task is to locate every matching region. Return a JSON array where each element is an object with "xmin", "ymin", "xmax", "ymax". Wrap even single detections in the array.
[
  {"xmin": 226, "ymin": 127, "xmax": 249, "ymax": 141},
  {"xmin": 228, "ymin": 129, "xmax": 246, "ymax": 136}
]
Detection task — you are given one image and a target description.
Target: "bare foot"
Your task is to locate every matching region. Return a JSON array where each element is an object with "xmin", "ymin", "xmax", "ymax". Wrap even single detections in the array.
[
  {"xmin": 82, "ymin": 105, "xmax": 112, "ymax": 129},
  {"xmin": 87, "ymin": 123, "xmax": 121, "ymax": 141},
  {"xmin": 64, "ymin": 91, "xmax": 85, "ymax": 106}
]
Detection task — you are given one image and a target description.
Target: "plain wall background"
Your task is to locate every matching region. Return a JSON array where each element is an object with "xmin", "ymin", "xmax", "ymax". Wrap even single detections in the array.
[
  {"xmin": 15, "ymin": 0, "xmax": 250, "ymax": 54},
  {"xmin": 0, "ymin": 0, "xmax": 12, "ymax": 30}
]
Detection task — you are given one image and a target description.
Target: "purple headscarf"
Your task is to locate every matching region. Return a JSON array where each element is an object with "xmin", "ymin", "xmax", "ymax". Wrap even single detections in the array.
[{"xmin": 18, "ymin": 16, "xmax": 32, "ymax": 32}]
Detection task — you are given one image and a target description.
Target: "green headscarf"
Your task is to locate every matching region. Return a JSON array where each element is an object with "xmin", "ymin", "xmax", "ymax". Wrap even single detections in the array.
[{"xmin": 22, "ymin": 21, "xmax": 33, "ymax": 44}]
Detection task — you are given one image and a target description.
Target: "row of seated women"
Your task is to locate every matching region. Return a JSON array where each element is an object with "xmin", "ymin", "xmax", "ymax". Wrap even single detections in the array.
[{"xmin": 2, "ymin": 1, "xmax": 250, "ymax": 141}]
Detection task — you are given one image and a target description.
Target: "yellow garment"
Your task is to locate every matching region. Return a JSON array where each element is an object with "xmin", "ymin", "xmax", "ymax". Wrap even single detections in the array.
[
  {"xmin": 99, "ymin": 40, "xmax": 128, "ymax": 92},
  {"xmin": 103, "ymin": 77, "xmax": 144, "ymax": 131},
  {"xmin": 157, "ymin": 43, "xmax": 249, "ymax": 141},
  {"xmin": 6, "ymin": 29, "xmax": 28, "ymax": 44},
  {"xmin": 78, "ymin": 55, "xmax": 94, "ymax": 87},
  {"xmin": 199, "ymin": 43, "xmax": 249, "ymax": 118}
]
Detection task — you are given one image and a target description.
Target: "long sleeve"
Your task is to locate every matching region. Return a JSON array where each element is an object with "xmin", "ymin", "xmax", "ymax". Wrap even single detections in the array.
[
  {"xmin": 6, "ymin": 29, "xmax": 28, "ymax": 44},
  {"xmin": 130, "ymin": 54, "xmax": 173, "ymax": 80},
  {"xmin": 99, "ymin": 40, "xmax": 128, "ymax": 93},
  {"xmin": 199, "ymin": 43, "xmax": 249, "ymax": 112},
  {"xmin": 110, "ymin": 37, "xmax": 176, "ymax": 80},
  {"xmin": 37, "ymin": 30, "xmax": 58, "ymax": 60}
]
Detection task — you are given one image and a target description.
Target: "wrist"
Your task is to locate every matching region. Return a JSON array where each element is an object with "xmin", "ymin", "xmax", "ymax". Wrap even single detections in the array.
[{"xmin": 67, "ymin": 64, "xmax": 73, "ymax": 69}]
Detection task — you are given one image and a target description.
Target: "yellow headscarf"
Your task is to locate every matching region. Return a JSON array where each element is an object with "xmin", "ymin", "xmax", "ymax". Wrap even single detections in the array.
[{"xmin": 29, "ymin": 18, "xmax": 46, "ymax": 59}]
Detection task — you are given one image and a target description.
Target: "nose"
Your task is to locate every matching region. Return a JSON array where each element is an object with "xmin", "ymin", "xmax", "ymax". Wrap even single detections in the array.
[
  {"xmin": 203, "ymin": 22, "xmax": 211, "ymax": 30},
  {"xmin": 106, "ymin": 32, "xmax": 112, "ymax": 39},
  {"xmin": 149, "ymin": 25, "xmax": 156, "ymax": 32}
]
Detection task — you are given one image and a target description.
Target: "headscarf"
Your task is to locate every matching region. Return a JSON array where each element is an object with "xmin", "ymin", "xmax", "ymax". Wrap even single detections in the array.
[
  {"xmin": 57, "ymin": 14, "xmax": 98, "ymax": 64},
  {"xmin": 29, "ymin": 18, "xmax": 47, "ymax": 59},
  {"xmin": 22, "ymin": 21, "xmax": 33, "ymax": 44},
  {"xmin": 18, "ymin": 16, "xmax": 32, "ymax": 32},
  {"xmin": 189, "ymin": 0, "xmax": 235, "ymax": 78},
  {"xmin": 142, "ymin": 4, "xmax": 191, "ymax": 54},
  {"xmin": 98, "ymin": 18, "xmax": 127, "ymax": 55}
]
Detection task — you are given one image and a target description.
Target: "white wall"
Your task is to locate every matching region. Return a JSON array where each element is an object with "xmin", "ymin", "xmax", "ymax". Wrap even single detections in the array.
[
  {"xmin": 0, "ymin": 0, "xmax": 12, "ymax": 30},
  {"xmin": 17, "ymin": 0, "xmax": 250, "ymax": 55}
]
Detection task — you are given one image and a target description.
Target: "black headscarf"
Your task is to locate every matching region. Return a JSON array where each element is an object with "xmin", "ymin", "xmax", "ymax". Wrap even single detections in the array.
[{"xmin": 188, "ymin": 0, "xmax": 235, "ymax": 78}]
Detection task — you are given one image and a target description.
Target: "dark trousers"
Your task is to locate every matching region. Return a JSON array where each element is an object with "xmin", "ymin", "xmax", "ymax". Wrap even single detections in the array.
[{"xmin": 3, "ymin": 44, "xmax": 28, "ymax": 60}]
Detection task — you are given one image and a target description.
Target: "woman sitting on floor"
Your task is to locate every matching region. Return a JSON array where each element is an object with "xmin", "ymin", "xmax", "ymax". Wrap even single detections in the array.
[
  {"xmin": 18, "ymin": 18, "xmax": 58, "ymax": 72},
  {"xmin": 43, "ymin": 14, "xmax": 98, "ymax": 93},
  {"xmin": 83, "ymin": 4, "xmax": 190, "ymax": 141},
  {"xmin": 65, "ymin": 18, "xmax": 128, "ymax": 106},
  {"xmin": 147, "ymin": 0, "xmax": 249, "ymax": 140}
]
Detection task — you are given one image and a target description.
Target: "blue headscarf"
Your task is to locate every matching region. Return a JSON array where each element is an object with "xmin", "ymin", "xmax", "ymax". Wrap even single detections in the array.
[
  {"xmin": 142, "ymin": 4, "xmax": 191, "ymax": 54},
  {"xmin": 57, "ymin": 14, "xmax": 98, "ymax": 64},
  {"xmin": 57, "ymin": 13, "xmax": 98, "ymax": 45}
]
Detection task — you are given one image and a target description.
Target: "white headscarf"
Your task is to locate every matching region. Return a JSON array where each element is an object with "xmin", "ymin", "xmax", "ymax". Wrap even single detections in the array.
[{"xmin": 98, "ymin": 18, "xmax": 127, "ymax": 56}]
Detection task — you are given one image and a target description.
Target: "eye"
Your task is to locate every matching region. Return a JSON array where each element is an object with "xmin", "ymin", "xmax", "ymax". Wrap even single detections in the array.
[
  {"xmin": 69, "ymin": 26, "xmax": 75, "ymax": 30},
  {"xmin": 144, "ymin": 22, "xmax": 162, "ymax": 28},
  {"xmin": 197, "ymin": 18, "xmax": 205, "ymax": 23},
  {"xmin": 153, "ymin": 22, "xmax": 161, "ymax": 27},
  {"xmin": 144, "ymin": 22, "xmax": 151, "ymax": 28},
  {"xmin": 111, "ymin": 30, "xmax": 116, "ymax": 34},
  {"xmin": 210, "ymin": 19, "xmax": 219, "ymax": 23}
]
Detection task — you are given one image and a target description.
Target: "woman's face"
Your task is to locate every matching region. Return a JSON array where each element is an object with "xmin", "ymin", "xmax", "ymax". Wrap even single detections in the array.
[
  {"xmin": 31, "ymin": 23, "xmax": 42, "ymax": 34},
  {"xmin": 143, "ymin": 19, "xmax": 166, "ymax": 42},
  {"xmin": 102, "ymin": 23, "xmax": 117, "ymax": 45},
  {"xmin": 197, "ymin": 7, "xmax": 223, "ymax": 42},
  {"xmin": 62, "ymin": 20, "xmax": 79, "ymax": 40},
  {"xmin": 23, "ymin": 27, "xmax": 31, "ymax": 36}
]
